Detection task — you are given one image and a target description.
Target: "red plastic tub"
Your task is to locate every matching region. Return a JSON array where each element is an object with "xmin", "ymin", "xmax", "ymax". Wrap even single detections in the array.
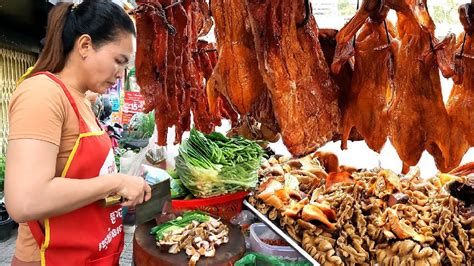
[{"xmin": 171, "ymin": 191, "xmax": 249, "ymax": 221}]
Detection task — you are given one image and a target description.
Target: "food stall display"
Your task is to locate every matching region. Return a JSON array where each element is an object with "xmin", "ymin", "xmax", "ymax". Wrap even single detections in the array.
[
  {"xmin": 127, "ymin": 0, "xmax": 474, "ymax": 265},
  {"xmin": 247, "ymin": 154, "xmax": 474, "ymax": 265}
]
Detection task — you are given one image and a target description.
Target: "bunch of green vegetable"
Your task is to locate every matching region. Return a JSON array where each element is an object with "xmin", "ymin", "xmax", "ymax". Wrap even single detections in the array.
[
  {"xmin": 167, "ymin": 169, "xmax": 189, "ymax": 199},
  {"xmin": 150, "ymin": 211, "xmax": 210, "ymax": 240},
  {"xmin": 128, "ymin": 111, "xmax": 155, "ymax": 140},
  {"xmin": 176, "ymin": 128, "xmax": 264, "ymax": 198},
  {"xmin": 0, "ymin": 154, "xmax": 5, "ymax": 192}
]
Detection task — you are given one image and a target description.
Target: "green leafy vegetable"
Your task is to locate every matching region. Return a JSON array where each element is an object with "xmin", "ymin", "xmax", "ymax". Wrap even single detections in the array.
[
  {"xmin": 176, "ymin": 128, "xmax": 264, "ymax": 198},
  {"xmin": 167, "ymin": 169, "xmax": 179, "ymax": 180},
  {"xmin": 170, "ymin": 177, "xmax": 188, "ymax": 199},
  {"xmin": 150, "ymin": 211, "xmax": 210, "ymax": 240},
  {"xmin": 166, "ymin": 169, "xmax": 190, "ymax": 199}
]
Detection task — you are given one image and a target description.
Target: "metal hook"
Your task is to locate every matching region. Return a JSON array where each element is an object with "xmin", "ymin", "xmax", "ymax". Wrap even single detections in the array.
[
  {"xmin": 383, "ymin": 19, "xmax": 391, "ymax": 45},
  {"xmin": 297, "ymin": 0, "xmax": 311, "ymax": 28},
  {"xmin": 428, "ymin": 34, "xmax": 435, "ymax": 52},
  {"xmin": 164, "ymin": 0, "xmax": 183, "ymax": 10},
  {"xmin": 460, "ymin": 32, "xmax": 467, "ymax": 57},
  {"xmin": 352, "ymin": 0, "xmax": 360, "ymax": 47},
  {"xmin": 209, "ymin": 0, "xmax": 212, "ymax": 17}
]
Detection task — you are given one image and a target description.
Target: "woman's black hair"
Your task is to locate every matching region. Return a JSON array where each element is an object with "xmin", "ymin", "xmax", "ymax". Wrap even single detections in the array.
[
  {"xmin": 27, "ymin": 0, "xmax": 136, "ymax": 77},
  {"xmin": 62, "ymin": 0, "xmax": 136, "ymax": 54}
]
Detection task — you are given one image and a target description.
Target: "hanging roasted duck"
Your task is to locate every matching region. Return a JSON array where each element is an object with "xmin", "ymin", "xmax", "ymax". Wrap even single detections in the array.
[
  {"xmin": 331, "ymin": 0, "xmax": 397, "ymax": 153},
  {"xmin": 384, "ymin": 0, "xmax": 468, "ymax": 173},
  {"xmin": 317, "ymin": 28, "xmax": 365, "ymax": 143},
  {"xmin": 447, "ymin": 2, "xmax": 474, "ymax": 147},
  {"xmin": 206, "ymin": 0, "xmax": 279, "ymax": 143},
  {"xmin": 244, "ymin": 0, "xmax": 341, "ymax": 156},
  {"xmin": 193, "ymin": 40, "xmax": 239, "ymax": 126}
]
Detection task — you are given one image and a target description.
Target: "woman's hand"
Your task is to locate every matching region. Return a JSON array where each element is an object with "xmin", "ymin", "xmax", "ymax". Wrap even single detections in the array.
[{"xmin": 115, "ymin": 173, "xmax": 152, "ymax": 207}]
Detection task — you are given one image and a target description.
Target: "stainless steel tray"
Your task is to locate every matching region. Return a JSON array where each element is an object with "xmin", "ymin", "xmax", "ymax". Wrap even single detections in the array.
[{"xmin": 243, "ymin": 200, "xmax": 320, "ymax": 265}]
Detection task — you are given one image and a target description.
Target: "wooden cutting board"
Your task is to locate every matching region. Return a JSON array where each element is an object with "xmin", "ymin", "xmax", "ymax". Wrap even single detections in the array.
[{"xmin": 133, "ymin": 219, "xmax": 246, "ymax": 266}]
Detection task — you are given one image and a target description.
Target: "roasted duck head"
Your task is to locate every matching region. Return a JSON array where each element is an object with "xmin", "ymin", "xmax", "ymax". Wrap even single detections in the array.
[
  {"xmin": 453, "ymin": 3, "xmax": 474, "ymax": 84},
  {"xmin": 387, "ymin": 0, "xmax": 456, "ymax": 79},
  {"xmin": 332, "ymin": 0, "xmax": 387, "ymax": 74},
  {"xmin": 459, "ymin": 3, "xmax": 474, "ymax": 35},
  {"xmin": 386, "ymin": 0, "xmax": 435, "ymax": 32},
  {"xmin": 331, "ymin": 0, "xmax": 388, "ymax": 75},
  {"xmin": 335, "ymin": 0, "xmax": 387, "ymax": 44}
]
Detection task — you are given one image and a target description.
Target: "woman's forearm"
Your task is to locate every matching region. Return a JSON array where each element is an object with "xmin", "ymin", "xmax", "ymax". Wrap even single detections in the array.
[
  {"xmin": 7, "ymin": 174, "xmax": 121, "ymax": 223},
  {"xmin": 6, "ymin": 140, "xmax": 149, "ymax": 223}
]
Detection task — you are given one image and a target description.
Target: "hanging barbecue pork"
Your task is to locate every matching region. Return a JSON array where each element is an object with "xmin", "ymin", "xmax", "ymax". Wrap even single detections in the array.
[
  {"xmin": 385, "ymin": 0, "xmax": 468, "ymax": 173},
  {"xmin": 447, "ymin": 3, "xmax": 474, "ymax": 147},
  {"xmin": 331, "ymin": 0, "xmax": 397, "ymax": 153},
  {"xmin": 168, "ymin": 0, "xmax": 189, "ymax": 144},
  {"xmin": 135, "ymin": 0, "xmax": 171, "ymax": 145},
  {"xmin": 184, "ymin": 0, "xmax": 214, "ymax": 137},
  {"xmin": 135, "ymin": 0, "xmax": 234, "ymax": 145},
  {"xmin": 245, "ymin": 0, "xmax": 341, "ymax": 156}
]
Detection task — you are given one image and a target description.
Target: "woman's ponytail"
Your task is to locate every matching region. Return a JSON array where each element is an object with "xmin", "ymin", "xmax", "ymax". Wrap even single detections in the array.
[{"xmin": 27, "ymin": 3, "xmax": 74, "ymax": 78}]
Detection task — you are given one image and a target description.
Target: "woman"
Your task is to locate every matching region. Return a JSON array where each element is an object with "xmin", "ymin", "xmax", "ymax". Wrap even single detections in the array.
[{"xmin": 5, "ymin": 1, "xmax": 151, "ymax": 265}]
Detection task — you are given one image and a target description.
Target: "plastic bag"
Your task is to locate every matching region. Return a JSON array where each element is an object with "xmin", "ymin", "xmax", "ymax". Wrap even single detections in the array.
[
  {"xmin": 122, "ymin": 126, "xmax": 166, "ymax": 177},
  {"xmin": 234, "ymin": 253, "xmax": 311, "ymax": 266},
  {"xmin": 231, "ymin": 210, "xmax": 258, "ymax": 227},
  {"xmin": 167, "ymin": 169, "xmax": 190, "ymax": 199},
  {"xmin": 231, "ymin": 210, "xmax": 258, "ymax": 249},
  {"xmin": 140, "ymin": 165, "xmax": 170, "ymax": 185},
  {"xmin": 119, "ymin": 150, "xmax": 137, "ymax": 173}
]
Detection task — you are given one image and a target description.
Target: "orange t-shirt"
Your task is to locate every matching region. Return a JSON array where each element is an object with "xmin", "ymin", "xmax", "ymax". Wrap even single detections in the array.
[{"xmin": 8, "ymin": 73, "xmax": 101, "ymax": 262}]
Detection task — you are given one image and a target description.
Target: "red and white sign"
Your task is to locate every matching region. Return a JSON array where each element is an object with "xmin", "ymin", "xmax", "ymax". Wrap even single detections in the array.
[
  {"xmin": 122, "ymin": 92, "xmax": 144, "ymax": 124},
  {"xmin": 123, "ymin": 92, "xmax": 144, "ymax": 113}
]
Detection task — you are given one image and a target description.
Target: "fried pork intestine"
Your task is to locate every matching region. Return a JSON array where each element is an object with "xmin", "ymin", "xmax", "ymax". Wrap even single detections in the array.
[
  {"xmin": 257, "ymin": 154, "xmax": 326, "ymax": 195},
  {"xmin": 279, "ymin": 215, "xmax": 302, "ymax": 243},
  {"xmin": 324, "ymin": 172, "xmax": 473, "ymax": 265},
  {"xmin": 251, "ymin": 166, "xmax": 474, "ymax": 265},
  {"xmin": 302, "ymin": 231, "xmax": 343, "ymax": 266},
  {"xmin": 376, "ymin": 240, "xmax": 441, "ymax": 266},
  {"xmin": 436, "ymin": 208, "xmax": 472, "ymax": 265}
]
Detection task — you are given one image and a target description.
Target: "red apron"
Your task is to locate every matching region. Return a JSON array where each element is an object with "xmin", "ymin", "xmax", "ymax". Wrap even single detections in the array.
[{"xmin": 27, "ymin": 72, "xmax": 124, "ymax": 266}]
